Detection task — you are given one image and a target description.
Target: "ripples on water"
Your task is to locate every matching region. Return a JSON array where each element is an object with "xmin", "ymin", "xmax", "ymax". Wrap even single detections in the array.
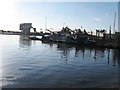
[{"xmin": 1, "ymin": 35, "xmax": 119, "ymax": 88}]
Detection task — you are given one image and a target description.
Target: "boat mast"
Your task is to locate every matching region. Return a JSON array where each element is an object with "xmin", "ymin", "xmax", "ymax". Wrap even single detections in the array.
[
  {"xmin": 45, "ymin": 17, "xmax": 47, "ymax": 33},
  {"xmin": 113, "ymin": 12, "xmax": 116, "ymax": 34},
  {"xmin": 109, "ymin": 25, "xmax": 112, "ymax": 39},
  {"xmin": 63, "ymin": 22, "xmax": 65, "ymax": 28}
]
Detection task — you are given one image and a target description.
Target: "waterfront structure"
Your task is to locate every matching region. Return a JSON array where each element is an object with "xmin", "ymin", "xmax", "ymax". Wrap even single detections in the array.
[
  {"xmin": 40, "ymin": 26, "xmax": 120, "ymax": 49},
  {"xmin": 103, "ymin": 32, "xmax": 120, "ymax": 48},
  {"xmin": 0, "ymin": 30, "xmax": 3, "ymax": 34},
  {"xmin": 114, "ymin": 32, "xmax": 120, "ymax": 47},
  {"xmin": 20, "ymin": 23, "xmax": 32, "ymax": 35}
]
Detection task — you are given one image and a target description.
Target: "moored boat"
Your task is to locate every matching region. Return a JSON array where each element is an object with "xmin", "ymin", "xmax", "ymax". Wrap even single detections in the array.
[{"xmin": 29, "ymin": 36, "xmax": 41, "ymax": 40}]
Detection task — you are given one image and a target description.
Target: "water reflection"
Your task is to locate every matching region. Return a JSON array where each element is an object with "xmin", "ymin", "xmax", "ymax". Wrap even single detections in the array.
[
  {"xmin": 2, "ymin": 35, "xmax": 119, "ymax": 88},
  {"xmin": 107, "ymin": 49, "xmax": 110, "ymax": 64},
  {"xmin": 57, "ymin": 43, "xmax": 72, "ymax": 62},
  {"xmin": 42, "ymin": 42, "xmax": 119, "ymax": 65},
  {"xmin": 113, "ymin": 49, "xmax": 120, "ymax": 64},
  {"xmin": 19, "ymin": 35, "xmax": 31, "ymax": 48},
  {"xmin": 57, "ymin": 43, "xmax": 106, "ymax": 61}
]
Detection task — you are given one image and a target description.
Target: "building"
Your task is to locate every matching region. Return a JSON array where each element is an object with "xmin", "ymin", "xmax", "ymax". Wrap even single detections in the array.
[{"xmin": 20, "ymin": 23, "xmax": 32, "ymax": 35}]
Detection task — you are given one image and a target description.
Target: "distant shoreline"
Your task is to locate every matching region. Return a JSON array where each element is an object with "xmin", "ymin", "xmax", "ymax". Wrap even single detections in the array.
[
  {"xmin": 0, "ymin": 30, "xmax": 120, "ymax": 49},
  {"xmin": 0, "ymin": 30, "xmax": 50, "ymax": 36}
]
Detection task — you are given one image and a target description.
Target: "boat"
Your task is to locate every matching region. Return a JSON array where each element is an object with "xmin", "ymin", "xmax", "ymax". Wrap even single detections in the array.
[
  {"xmin": 40, "ymin": 27, "xmax": 97, "ymax": 46},
  {"xmin": 40, "ymin": 35, "xmax": 51, "ymax": 42},
  {"xmin": 29, "ymin": 36, "xmax": 41, "ymax": 40}
]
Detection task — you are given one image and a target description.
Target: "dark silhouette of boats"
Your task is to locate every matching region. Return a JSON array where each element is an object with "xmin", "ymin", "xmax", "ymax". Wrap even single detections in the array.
[
  {"xmin": 40, "ymin": 27, "xmax": 96, "ymax": 46},
  {"xmin": 28, "ymin": 26, "xmax": 120, "ymax": 49}
]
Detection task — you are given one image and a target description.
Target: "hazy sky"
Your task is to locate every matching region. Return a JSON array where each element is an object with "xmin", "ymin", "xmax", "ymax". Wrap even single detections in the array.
[{"xmin": 0, "ymin": 0, "xmax": 118, "ymax": 33}]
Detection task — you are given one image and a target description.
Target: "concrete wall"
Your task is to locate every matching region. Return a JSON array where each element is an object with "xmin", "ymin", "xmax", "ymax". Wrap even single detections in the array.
[{"xmin": 20, "ymin": 23, "xmax": 32, "ymax": 35}]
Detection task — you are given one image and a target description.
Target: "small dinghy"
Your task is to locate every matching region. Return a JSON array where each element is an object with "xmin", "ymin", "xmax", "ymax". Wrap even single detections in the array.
[{"xmin": 29, "ymin": 36, "xmax": 41, "ymax": 40}]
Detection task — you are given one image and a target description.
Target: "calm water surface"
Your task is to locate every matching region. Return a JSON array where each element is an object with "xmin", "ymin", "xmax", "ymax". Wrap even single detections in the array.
[{"xmin": 1, "ymin": 35, "xmax": 119, "ymax": 88}]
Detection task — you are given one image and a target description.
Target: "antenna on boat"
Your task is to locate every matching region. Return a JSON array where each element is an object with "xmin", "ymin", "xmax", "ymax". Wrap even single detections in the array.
[
  {"xmin": 63, "ymin": 22, "xmax": 65, "ymax": 28},
  {"xmin": 45, "ymin": 17, "xmax": 47, "ymax": 33},
  {"xmin": 113, "ymin": 12, "xmax": 116, "ymax": 34}
]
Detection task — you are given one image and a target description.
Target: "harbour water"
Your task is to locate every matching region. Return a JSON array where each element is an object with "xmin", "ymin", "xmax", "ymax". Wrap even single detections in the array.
[{"xmin": 1, "ymin": 35, "xmax": 119, "ymax": 88}]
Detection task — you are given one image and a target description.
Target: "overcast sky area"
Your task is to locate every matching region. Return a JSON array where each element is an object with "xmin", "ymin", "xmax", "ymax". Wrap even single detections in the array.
[{"xmin": 0, "ymin": 0, "xmax": 119, "ymax": 33}]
